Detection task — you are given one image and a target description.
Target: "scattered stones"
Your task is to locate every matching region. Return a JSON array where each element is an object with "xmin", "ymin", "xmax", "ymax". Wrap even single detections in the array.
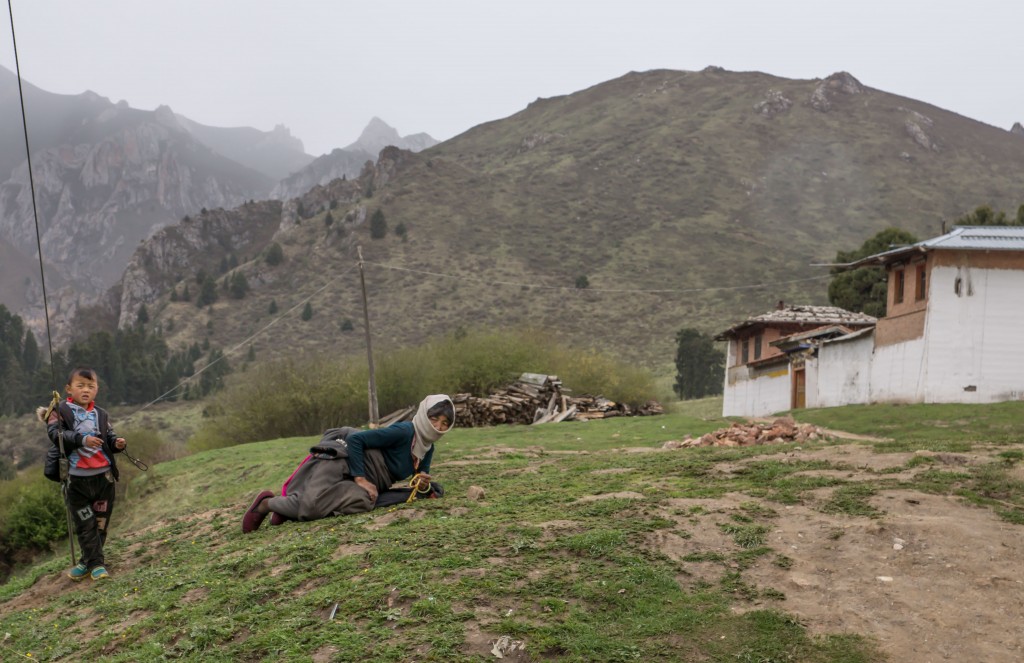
[{"xmin": 662, "ymin": 416, "xmax": 830, "ymax": 449}]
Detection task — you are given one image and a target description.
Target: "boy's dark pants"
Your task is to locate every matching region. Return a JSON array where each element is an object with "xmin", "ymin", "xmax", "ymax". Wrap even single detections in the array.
[{"xmin": 66, "ymin": 473, "xmax": 116, "ymax": 569}]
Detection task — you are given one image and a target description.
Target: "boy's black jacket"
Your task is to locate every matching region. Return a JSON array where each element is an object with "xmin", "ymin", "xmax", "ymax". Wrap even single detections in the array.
[{"xmin": 44, "ymin": 401, "xmax": 121, "ymax": 482}]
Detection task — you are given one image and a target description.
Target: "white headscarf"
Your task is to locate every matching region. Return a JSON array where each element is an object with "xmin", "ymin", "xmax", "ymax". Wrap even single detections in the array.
[{"xmin": 411, "ymin": 394, "xmax": 454, "ymax": 461}]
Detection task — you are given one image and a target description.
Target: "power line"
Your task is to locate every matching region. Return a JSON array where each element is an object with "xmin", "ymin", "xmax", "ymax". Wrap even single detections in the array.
[
  {"xmin": 8, "ymin": 0, "xmax": 57, "ymax": 388},
  {"xmin": 119, "ymin": 263, "xmax": 359, "ymax": 422},
  {"xmin": 362, "ymin": 259, "xmax": 830, "ymax": 294}
]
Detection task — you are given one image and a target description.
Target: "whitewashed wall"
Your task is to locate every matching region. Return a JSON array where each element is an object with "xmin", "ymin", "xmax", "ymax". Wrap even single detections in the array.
[
  {"xmin": 722, "ymin": 262, "xmax": 1024, "ymax": 417},
  {"xmin": 809, "ymin": 333, "xmax": 874, "ymax": 408},
  {"xmin": 722, "ymin": 366, "xmax": 791, "ymax": 417},
  {"xmin": 870, "ymin": 337, "xmax": 926, "ymax": 403},
  {"xmin": 920, "ymin": 265, "xmax": 1024, "ymax": 403}
]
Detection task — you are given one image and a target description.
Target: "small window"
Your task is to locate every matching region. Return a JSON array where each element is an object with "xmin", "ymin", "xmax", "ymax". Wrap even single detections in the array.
[
  {"xmin": 915, "ymin": 264, "xmax": 927, "ymax": 301},
  {"xmin": 753, "ymin": 334, "xmax": 763, "ymax": 360},
  {"xmin": 894, "ymin": 269, "xmax": 905, "ymax": 304},
  {"xmin": 741, "ymin": 339, "xmax": 749, "ymax": 365}
]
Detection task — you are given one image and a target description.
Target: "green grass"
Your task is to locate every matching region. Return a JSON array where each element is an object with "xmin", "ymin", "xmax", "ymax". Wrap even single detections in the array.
[
  {"xmin": 796, "ymin": 401, "xmax": 1024, "ymax": 447},
  {"xmin": 4, "ymin": 402, "xmax": 1024, "ymax": 661}
]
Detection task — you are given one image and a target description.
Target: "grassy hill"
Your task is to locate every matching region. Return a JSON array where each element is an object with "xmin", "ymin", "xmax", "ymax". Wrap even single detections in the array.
[
  {"xmin": 133, "ymin": 67, "xmax": 1024, "ymax": 378},
  {"xmin": 2, "ymin": 401, "xmax": 1023, "ymax": 661}
]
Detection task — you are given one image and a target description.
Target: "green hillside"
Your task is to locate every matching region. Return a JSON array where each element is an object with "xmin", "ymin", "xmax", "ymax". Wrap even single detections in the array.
[
  {"xmin": 131, "ymin": 68, "xmax": 1024, "ymax": 376},
  {"xmin": 2, "ymin": 402, "xmax": 1023, "ymax": 661}
]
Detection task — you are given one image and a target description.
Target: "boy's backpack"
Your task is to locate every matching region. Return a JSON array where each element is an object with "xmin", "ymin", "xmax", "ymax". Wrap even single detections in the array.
[{"xmin": 43, "ymin": 445, "xmax": 67, "ymax": 483}]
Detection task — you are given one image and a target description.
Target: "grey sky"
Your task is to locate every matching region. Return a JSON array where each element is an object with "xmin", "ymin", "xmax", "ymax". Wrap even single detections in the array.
[{"xmin": 3, "ymin": 0, "xmax": 1021, "ymax": 157}]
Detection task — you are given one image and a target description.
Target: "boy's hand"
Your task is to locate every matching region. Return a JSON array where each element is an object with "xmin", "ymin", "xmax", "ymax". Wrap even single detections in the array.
[
  {"xmin": 84, "ymin": 435, "xmax": 103, "ymax": 449},
  {"xmin": 115, "ymin": 438, "xmax": 126, "ymax": 450}
]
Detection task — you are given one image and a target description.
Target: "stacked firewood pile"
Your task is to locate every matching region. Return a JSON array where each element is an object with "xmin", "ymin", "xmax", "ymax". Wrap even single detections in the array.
[
  {"xmin": 378, "ymin": 373, "xmax": 663, "ymax": 429},
  {"xmin": 662, "ymin": 417, "xmax": 829, "ymax": 449}
]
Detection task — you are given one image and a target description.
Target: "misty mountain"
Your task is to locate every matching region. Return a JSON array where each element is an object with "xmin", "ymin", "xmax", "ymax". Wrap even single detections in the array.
[
  {"xmin": 102, "ymin": 68, "xmax": 1024, "ymax": 370},
  {"xmin": 270, "ymin": 117, "xmax": 437, "ymax": 200},
  {"xmin": 342, "ymin": 116, "xmax": 439, "ymax": 154},
  {"xmin": 174, "ymin": 114, "xmax": 314, "ymax": 180},
  {"xmin": 0, "ymin": 64, "xmax": 275, "ymax": 341}
]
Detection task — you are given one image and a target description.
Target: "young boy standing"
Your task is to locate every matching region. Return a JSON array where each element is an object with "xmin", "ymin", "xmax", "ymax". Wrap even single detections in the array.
[{"xmin": 45, "ymin": 368, "xmax": 126, "ymax": 581}]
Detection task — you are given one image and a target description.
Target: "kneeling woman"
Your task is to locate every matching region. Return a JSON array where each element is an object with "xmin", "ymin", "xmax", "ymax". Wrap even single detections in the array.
[{"xmin": 243, "ymin": 394, "xmax": 454, "ymax": 532}]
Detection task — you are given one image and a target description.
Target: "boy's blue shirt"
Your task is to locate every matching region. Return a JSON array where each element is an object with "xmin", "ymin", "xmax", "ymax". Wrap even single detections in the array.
[{"xmin": 66, "ymin": 400, "xmax": 112, "ymax": 476}]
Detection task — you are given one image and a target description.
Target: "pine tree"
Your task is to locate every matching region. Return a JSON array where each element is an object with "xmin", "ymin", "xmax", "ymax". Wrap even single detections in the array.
[
  {"xmin": 265, "ymin": 242, "xmax": 284, "ymax": 266},
  {"xmin": 673, "ymin": 328, "xmax": 725, "ymax": 399},
  {"xmin": 301, "ymin": 302, "xmax": 314, "ymax": 321},
  {"xmin": 196, "ymin": 275, "xmax": 218, "ymax": 307},
  {"xmin": 229, "ymin": 271, "xmax": 249, "ymax": 299},
  {"xmin": 370, "ymin": 209, "xmax": 387, "ymax": 239}
]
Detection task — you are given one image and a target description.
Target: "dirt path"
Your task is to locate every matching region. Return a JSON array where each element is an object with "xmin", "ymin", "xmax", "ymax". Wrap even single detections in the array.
[{"xmin": 649, "ymin": 443, "xmax": 1024, "ymax": 663}]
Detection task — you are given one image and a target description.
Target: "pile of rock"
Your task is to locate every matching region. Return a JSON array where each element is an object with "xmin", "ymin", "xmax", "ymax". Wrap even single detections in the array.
[{"xmin": 662, "ymin": 416, "xmax": 829, "ymax": 449}]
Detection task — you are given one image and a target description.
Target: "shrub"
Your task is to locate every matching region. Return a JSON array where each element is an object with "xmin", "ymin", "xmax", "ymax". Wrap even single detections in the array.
[
  {"xmin": 0, "ymin": 473, "xmax": 67, "ymax": 551},
  {"xmin": 188, "ymin": 329, "xmax": 660, "ymax": 450},
  {"xmin": 188, "ymin": 358, "xmax": 368, "ymax": 452}
]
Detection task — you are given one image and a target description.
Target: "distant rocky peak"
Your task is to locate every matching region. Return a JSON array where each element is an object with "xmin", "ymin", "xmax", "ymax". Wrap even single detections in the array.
[
  {"xmin": 344, "ymin": 117, "xmax": 437, "ymax": 155},
  {"xmin": 810, "ymin": 71, "xmax": 865, "ymax": 112},
  {"xmin": 1011, "ymin": 122, "xmax": 1024, "ymax": 136},
  {"xmin": 153, "ymin": 104, "xmax": 181, "ymax": 129},
  {"xmin": 261, "ymin": 124, "xmax": 304, "ymax": 152},
  {"xmin": 348, "ymin": 117, "xmax": 402, "ymax": 151},
  {"xmin": 79, "ymin": 90, "xmax": 112, "ymax": 105}
]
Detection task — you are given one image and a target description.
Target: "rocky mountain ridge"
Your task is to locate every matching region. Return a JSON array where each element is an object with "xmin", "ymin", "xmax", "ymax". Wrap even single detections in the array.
[
  {"xmin": 94, "ymin": 68, "xmax": 1024, "ymax": 372},
  {"xmin": 1, "ymin": 66, "xmax": 424, "ymax": 346},
  {"xmin": 269, "ymin": 117, "xmax": 437, "ymax": 200}
]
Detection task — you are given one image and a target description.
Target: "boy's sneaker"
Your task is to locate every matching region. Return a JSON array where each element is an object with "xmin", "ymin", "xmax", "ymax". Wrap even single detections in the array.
[
  {"xmin": 67, "ymin": 563, "xmax": 89, "ymax": 581},
  {"xmin": 90, "ymin": 566, "xmax": 109, "ymax": 581}
]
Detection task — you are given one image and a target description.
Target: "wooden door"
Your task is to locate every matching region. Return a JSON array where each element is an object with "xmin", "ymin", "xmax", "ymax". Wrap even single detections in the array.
[{"xmin": 792, "ymin": 367, "xmax": 806, "ymax": 410}]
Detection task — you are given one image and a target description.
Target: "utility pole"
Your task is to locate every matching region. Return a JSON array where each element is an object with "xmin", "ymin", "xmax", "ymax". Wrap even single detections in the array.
[{"xmin": 357, "ymin": 245, "xmax": 379, "ymax": 426}]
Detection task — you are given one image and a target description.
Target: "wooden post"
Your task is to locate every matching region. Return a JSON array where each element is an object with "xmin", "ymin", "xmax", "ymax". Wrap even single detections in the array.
[{"xmin": 357, "ymin": 246, "xmax": 379, "ymax": 426}]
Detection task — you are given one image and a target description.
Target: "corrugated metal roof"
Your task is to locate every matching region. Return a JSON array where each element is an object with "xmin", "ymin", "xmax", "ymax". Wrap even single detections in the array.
[
  {"xmin": 842, "ymin": 225, "xmax": 1024, "ymax": 268},
  {"xmin": 923, "ymin": 225, "xmax": 1024, "ymax": 250},
  {"xmin": 715, "ymin": 305, "xmax": 876, "ymax": 339}
]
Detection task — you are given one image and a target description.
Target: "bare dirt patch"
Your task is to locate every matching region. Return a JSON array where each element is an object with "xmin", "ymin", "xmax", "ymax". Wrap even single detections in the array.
[{"xmin": 649, "ymin": 444, "xmax": 1024, "ymax": 663}]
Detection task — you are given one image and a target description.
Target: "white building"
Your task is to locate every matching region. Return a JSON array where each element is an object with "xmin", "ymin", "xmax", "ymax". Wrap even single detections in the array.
[
  {"xmin": 715, "ymin": 304, "xmax": 876, "ymax": 417},
  {"xmin": 718, "ymin": 226, "xmax": 1024, "ymax": 417}
]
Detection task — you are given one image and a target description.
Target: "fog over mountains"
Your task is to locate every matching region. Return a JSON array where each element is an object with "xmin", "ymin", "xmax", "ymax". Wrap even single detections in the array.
[
  {"xmin": 0, "ymin": 64, "xmax": 435, "ymax": 340},
  {"xmin": 3, "ymin": 64, "xmax": 1024, "ymax": 368}
]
